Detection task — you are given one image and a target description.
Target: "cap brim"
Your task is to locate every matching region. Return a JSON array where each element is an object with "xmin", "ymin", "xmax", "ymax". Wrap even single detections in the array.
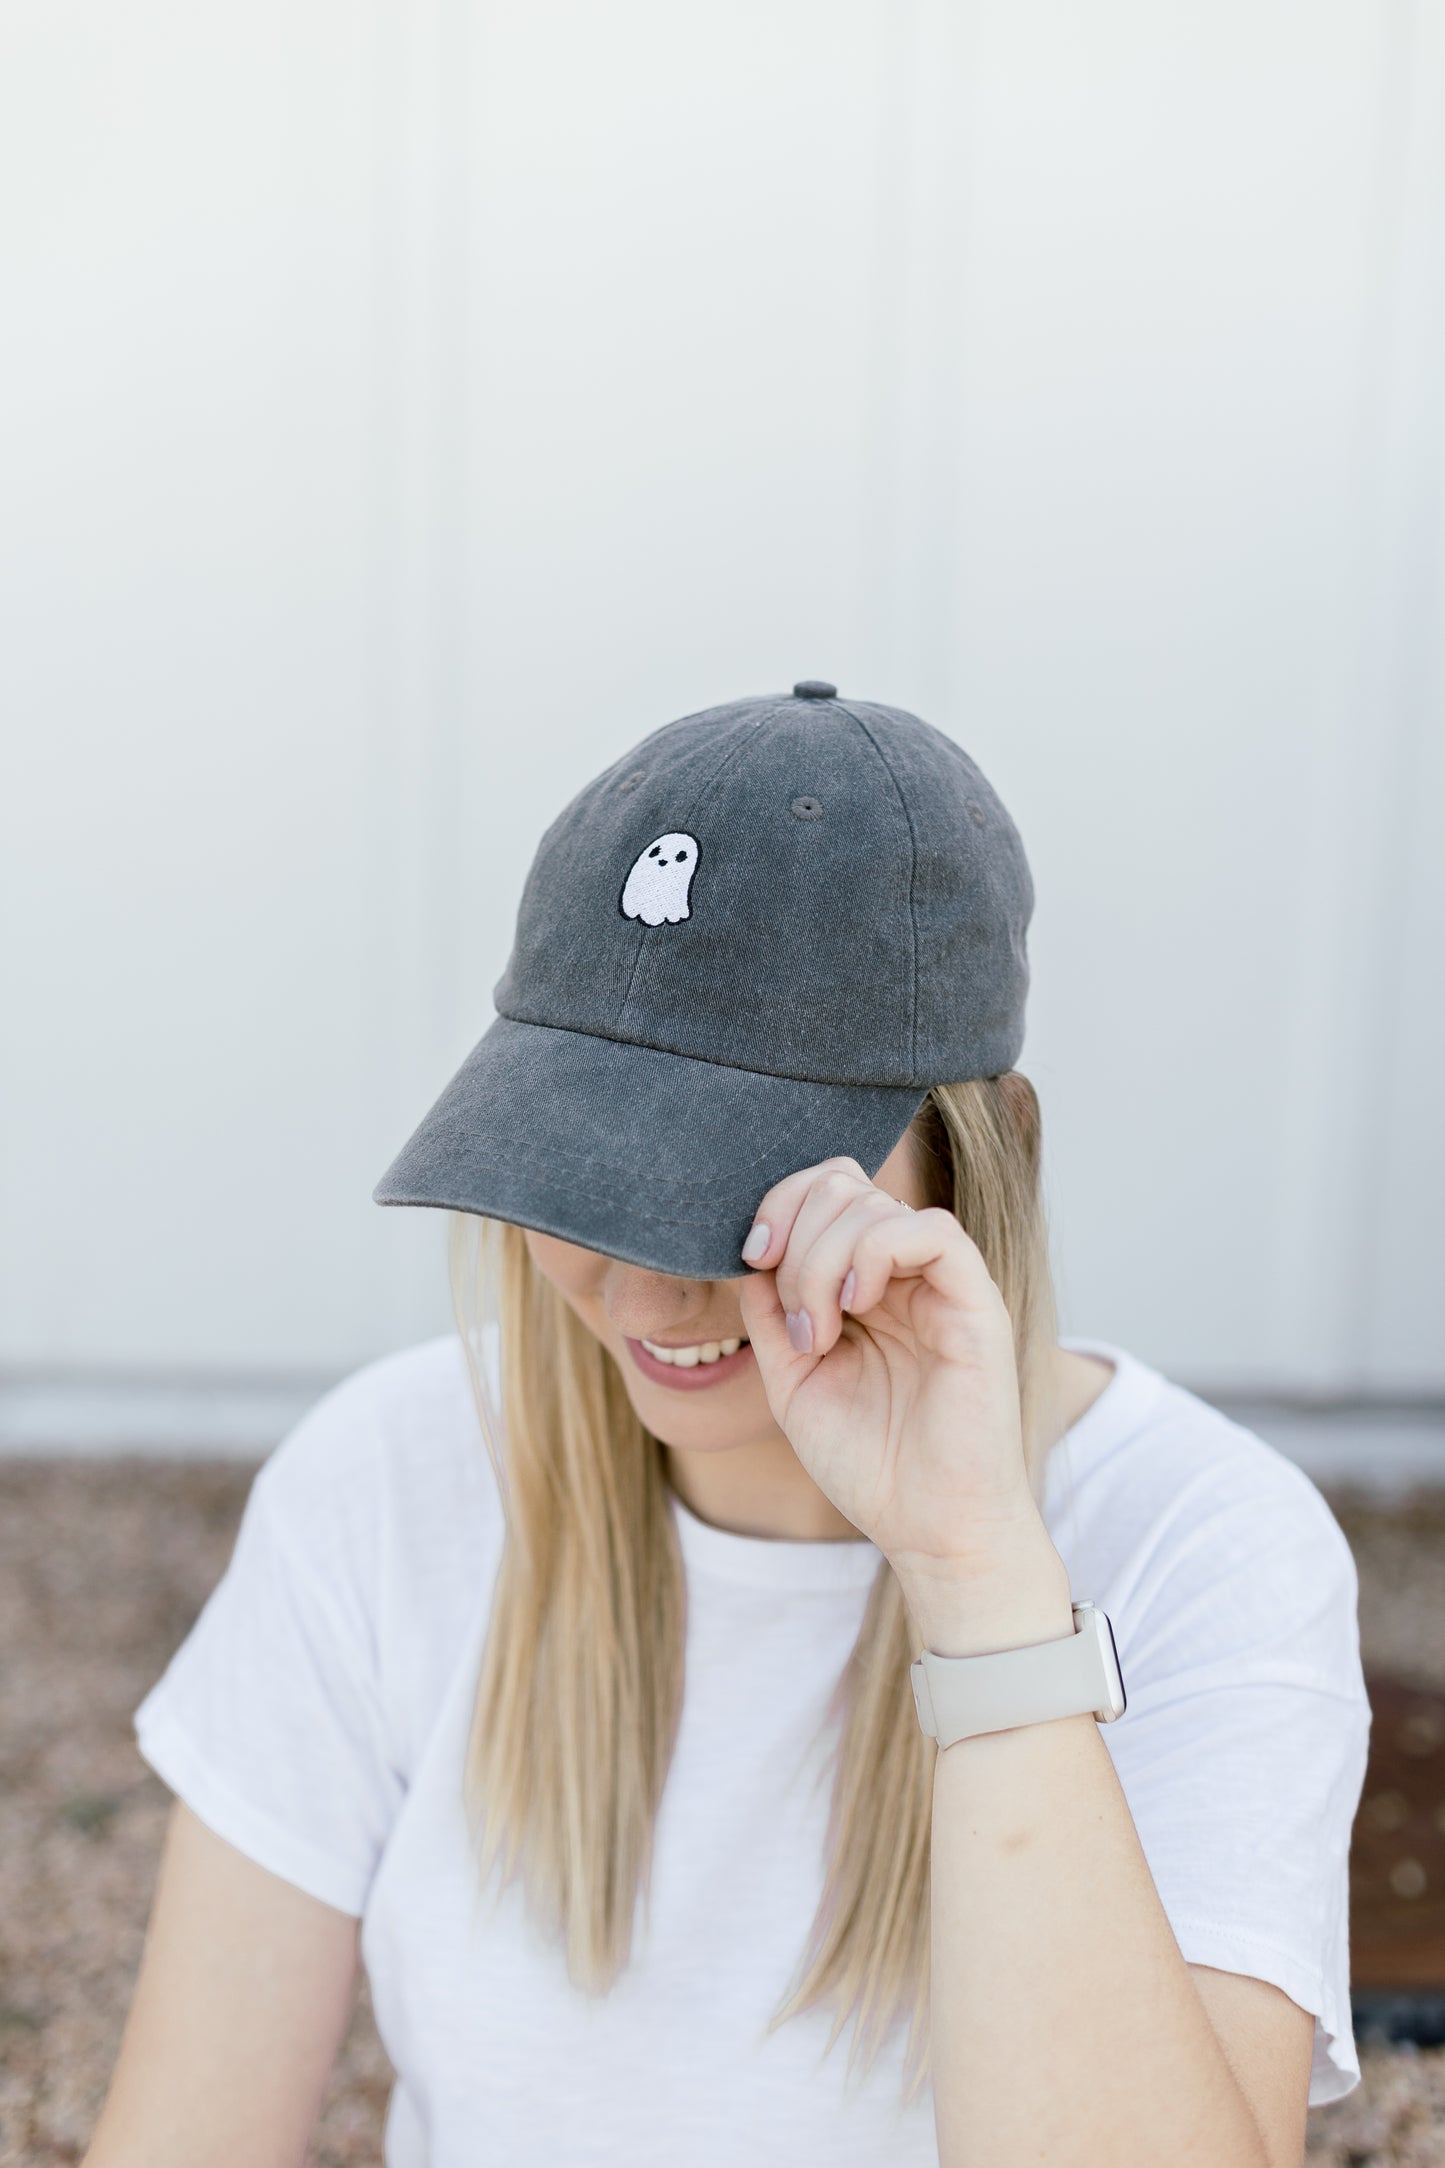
[{"xmin": 373, "ymin": 1014, "xmax": 931, "ymax": 1280}]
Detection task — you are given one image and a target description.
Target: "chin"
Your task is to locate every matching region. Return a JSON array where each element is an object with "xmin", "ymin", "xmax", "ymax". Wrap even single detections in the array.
[{"xmin": 624, "ymin": 1376, "xmax": 766, "ymax": 1452}]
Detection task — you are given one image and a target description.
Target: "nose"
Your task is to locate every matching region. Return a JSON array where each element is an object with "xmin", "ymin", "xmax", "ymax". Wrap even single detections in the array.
[{"xmin": 603, "ymin": 1262, "xmax": 702, "ymax": 1340}]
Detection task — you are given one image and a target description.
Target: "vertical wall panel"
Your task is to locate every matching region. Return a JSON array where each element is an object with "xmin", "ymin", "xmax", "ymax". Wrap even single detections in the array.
[
  {"xmin": 0, "ymin": 0, "xmax": 406, "ymax": 1372},
  {"xmin": 1355, "ymin": 0, "xmax": 1445, "ymax": 1392}
]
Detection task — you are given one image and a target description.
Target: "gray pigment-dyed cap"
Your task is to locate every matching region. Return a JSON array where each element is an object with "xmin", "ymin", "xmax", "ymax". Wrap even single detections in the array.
[{"xmin": 373, "ymin": 682, "xmax": 1034, "ymax": 1279}]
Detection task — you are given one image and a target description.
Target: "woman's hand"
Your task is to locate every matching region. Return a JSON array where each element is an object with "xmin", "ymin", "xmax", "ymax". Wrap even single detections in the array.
[{"xmin": 735, "ymin": 1155, "xmax": 1056, "ymax": 1593}]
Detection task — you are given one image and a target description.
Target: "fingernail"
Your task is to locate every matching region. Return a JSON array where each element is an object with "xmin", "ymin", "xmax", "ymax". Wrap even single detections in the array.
[
  {"xmin": 786, "ymin": 1308, "xmax": 814, "ymax": 1354},
  {"xmin": 741, "ymin": 1220, "xmax": 771, "ymax": 1264},
  {"xmin": 840, "ymin": 1269, "xmax": 856, "ymax": 1312}
]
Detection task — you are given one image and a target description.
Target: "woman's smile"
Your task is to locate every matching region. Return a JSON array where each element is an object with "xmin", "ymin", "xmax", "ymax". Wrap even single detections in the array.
[{"xmin": 626, "ymin": 1334, "xmax": 756, "ymax": 1391}]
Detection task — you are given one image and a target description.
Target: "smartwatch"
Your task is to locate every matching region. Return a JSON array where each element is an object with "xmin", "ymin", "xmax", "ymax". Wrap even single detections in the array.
[{"xmin": 910, "ymin": 1601, "xmax": 1127, "ymax": 1750}]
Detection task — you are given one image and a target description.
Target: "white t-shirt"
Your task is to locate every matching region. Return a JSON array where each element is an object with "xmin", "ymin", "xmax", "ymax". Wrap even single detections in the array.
[{"xmin": 134, "ymin": 1330, "xmax": 1370, "ymax": 2162}]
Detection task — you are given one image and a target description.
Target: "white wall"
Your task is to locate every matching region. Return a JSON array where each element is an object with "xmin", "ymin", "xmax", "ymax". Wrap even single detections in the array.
[{"xmin": 3, "ymin": 0, "xmax": 1442, "ymax": 1432}]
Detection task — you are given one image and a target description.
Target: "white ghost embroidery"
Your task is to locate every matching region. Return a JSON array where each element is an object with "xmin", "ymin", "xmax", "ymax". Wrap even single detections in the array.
[{"xmin": 621, "ymin": 832, "xmax": 700, "ymax": 926}]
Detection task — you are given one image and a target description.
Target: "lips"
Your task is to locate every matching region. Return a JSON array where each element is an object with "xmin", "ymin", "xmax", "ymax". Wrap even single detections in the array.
[{"xmin": 625, "ymin": 1337, "xmax": 757, "ymax": 1391}]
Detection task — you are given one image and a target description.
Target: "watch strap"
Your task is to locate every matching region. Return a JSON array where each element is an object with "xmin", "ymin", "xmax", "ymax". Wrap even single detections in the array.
[{"xmin": 910, "ymin": 1600, "xmax": 1127, "ymax": 1749}]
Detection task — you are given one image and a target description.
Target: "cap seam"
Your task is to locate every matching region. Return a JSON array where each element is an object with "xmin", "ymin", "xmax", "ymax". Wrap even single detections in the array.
[
  {"xmin": 490, "ymin": 1007, "xmax": 931, "ymax": 1091},
  {"xmin": 376, "ymin": 1190, "xmax": 799, "ymax": 1236},
  {"xmin": 833, "ymin": 702, "xmax": 920, "ymax": 1073}
]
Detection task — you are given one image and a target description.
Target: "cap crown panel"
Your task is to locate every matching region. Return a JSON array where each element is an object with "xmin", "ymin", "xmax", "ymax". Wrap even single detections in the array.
[
  {"xmin": 493, "ymin": 698, "xmax": 919, "ymax": 1085},
  {"xmin": 492, "ymin": 701, "xmax": 777, "ymax": 1048},
  {"xmin": 616, "ymin": 709, "xmax": 914, "ymax": 1083},
  {"xmin": 492, "ymin": 694, "xmax": 1031, "ymax": 1089},
  {"xmin": 843, "ymin": 704, "xmax": 1034, "ymax": 1080}
]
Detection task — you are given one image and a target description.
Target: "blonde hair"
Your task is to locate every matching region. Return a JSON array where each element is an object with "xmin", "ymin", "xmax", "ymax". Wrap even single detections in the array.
[{"xmin": 448, "ymin": 1072, "xmax": 1062, "ymax": 2108}]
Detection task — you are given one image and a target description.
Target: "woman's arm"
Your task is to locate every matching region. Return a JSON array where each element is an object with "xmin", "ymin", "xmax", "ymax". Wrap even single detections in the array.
[
  {"xmin": 82, "ymin": 1800, "xmax": 362, "ymax": 2168},
  {"xmin": 738, "ymin": 1161, "xmax": 1323, "ymax": 2165},
  {"xmin": 906, "ymin": 1547, "xmax": 1314, "ymax": 2168}
]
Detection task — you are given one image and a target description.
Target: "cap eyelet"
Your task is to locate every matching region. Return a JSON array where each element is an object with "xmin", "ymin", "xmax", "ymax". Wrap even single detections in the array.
[
  {"xmin": 790, "ymin": 796, "xmax": 824, "ymax": 820},
  {"xmin": 618, "ymin": 770, "xmax": 645, "ymax": 794},
  {"xmin": 965, "ymin": 798, "xmax": 986, "ymax": 827}
]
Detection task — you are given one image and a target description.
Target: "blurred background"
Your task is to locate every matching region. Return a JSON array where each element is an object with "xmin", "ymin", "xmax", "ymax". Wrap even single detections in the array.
[{"xmin": 2, "ymin": 0, "xmax": 1442, "ymax": 1476}]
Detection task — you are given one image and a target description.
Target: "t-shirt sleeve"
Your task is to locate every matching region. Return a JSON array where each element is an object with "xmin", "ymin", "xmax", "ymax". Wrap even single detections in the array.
[
  {"xmin": 1102, "ymin": 1454, "xmax": 1371, "ymax": 2108},
  {"xmin": 132, "ymin": 1376, "xmax": 406, "ymax": 1917}
]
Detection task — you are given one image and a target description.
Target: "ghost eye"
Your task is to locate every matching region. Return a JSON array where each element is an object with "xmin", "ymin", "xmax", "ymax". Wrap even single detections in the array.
[
  {"xmin": 648, "ymin": 846, "xmax": 660, "ymax": 857},
  {"xmin": 674, "ymin": 850, "xmax": 687, "ymax": 862}
]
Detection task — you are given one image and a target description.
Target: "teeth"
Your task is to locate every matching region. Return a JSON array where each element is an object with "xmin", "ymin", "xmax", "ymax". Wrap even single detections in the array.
[{"xmin": 642, "ymin": 1335, "xmax": 747, "ymax": 1367}]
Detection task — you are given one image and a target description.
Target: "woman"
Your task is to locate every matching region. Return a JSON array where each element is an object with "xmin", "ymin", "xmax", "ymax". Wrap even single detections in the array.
[{"xmin": 86, "ymin": 684, "xmax": 1368, "ymax": 2166}]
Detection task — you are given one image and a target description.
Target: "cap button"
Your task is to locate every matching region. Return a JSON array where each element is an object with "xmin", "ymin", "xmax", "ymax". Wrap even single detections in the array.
[{"xmin": 793, "ymin": 679, "xmax": 837, "ymax": 701}]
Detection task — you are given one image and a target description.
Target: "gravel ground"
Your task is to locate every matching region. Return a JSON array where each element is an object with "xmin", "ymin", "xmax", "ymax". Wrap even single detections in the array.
[{"xmin": 0, "ymin": 1460, "xmax": 1441, "ymax": 2166}]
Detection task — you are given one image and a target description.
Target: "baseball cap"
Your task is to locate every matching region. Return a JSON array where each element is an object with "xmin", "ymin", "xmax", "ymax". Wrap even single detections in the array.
[{"xmin": 373, "ymin": 682, "xmax": 1034, "ymax": 1279}]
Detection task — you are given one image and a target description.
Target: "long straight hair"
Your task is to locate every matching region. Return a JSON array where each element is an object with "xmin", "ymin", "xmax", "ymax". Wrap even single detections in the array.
[{"xmin": 447, "ymin": 1073, "xmax": 1063, "ymax": 2107}]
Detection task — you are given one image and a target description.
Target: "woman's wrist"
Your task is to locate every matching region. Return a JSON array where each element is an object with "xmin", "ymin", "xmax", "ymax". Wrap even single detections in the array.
[{"xmin": 895, "ymin": 1529, "xmax": 1074, "ymax": 1659}]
